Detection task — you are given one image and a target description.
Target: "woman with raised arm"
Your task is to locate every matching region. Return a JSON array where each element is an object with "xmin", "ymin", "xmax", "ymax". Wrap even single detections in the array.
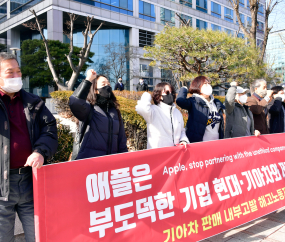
[
  {"xmin": 69, "ymin": 69, "xmax": 128, "ymax": 159},
  {"xmin": 136, "ymin": 82, "xmax": 189, "ymax": 149},
  {"xmin": 176, "ymin": 76, "xmax": 225, "ymax": 143}
]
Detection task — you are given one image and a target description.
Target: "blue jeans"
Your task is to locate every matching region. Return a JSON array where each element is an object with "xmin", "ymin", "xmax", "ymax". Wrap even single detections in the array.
[{"xmin": 0, "ymin": 171, "xmax": 35, "ymax": 242}]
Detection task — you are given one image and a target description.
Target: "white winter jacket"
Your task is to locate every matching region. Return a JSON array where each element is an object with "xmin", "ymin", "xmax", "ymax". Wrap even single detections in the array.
[{"xmin": 135, "ymin": 92, "xmax": 189, "ymax": 149}]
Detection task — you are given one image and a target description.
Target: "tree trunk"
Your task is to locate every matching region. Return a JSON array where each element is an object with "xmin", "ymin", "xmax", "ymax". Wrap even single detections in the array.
[{"xmin": 67, "ymin": 71, "xmax": 81, "ymax": 90}]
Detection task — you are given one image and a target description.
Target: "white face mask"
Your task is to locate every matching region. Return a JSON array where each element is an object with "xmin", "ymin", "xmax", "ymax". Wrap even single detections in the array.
[
  {"xmin": 200, "ymin": 84, "xmax": 212, "ymax": 96},
  {"xmin": 140, "ymin": 80, "xmax": 144, "ymax": 84},
  {"xmin": 0, "ymin": 77, "xmax": 23, "ymax": 93},
  {"xmin": 279, "ymin": 93, "xmax": 285, "ymax": 102},
  {"xmin": 238, "ymin": 94, "xmax": 248, "ymax": 104}
]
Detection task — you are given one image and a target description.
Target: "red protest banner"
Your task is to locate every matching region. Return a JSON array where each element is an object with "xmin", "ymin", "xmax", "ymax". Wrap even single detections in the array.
[{"xmin": 33, "ymin": 133, "xmax": 285, "ymax": 242}]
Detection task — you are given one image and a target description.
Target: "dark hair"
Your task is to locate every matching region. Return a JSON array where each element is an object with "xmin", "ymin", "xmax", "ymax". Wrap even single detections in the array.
[
  {"xmin": 271, "ymin": 86, "xmax": 283, "ymax": 95},
  {"xmin": 189, "ymin": 76, "xmax": 210, "ymax": 94},
  {"xmin": 87, "ymin": 75, "xmax": 121, "ymax": 120},
  {"xmin": 152, "ymin": 82, "xmax": 176, "ymax": 105}
]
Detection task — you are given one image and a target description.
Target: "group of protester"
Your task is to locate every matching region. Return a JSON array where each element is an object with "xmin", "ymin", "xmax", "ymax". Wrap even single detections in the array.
[{"xmin": 0, "ymin": 51, "xmax": 284, "ymax": 241}]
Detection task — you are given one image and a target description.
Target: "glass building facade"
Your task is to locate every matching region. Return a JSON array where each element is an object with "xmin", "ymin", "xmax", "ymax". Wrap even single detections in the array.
[
  {"xmin": 267, "ymin": 30, "xmax": 285, "ymax": 82},
  {"xmin": 196, "ymin": 19, "xmax": 207, "ymax": 30},
  {"xmin": 10, "ymin": 0, "xmax": 43, "ymax": 17},
  {"xmin": 139, "ymin": 0, "xmax": 155, "ymax": 22},
  {"xmin": 74, "ymin": 0, "xmax": 133, "ymax": 16},
  {"xmin": 160, "ymin": 8, "xmax": 175, "ymax": 26},
  {"xmin": 72, "ymin": 28, "xmax": 130, "ymax": 89},
  {"xmin": 0, "ymin": 2, "xmax": 7, "ymax": 24}
]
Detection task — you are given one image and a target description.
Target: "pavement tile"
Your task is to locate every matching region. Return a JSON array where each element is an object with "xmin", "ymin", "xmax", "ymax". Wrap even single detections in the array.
[
  {"xmin": 266, "ymin": 231, "xmax": 285, "ymax": 241},
  {"xmin": 225, "ymin": 238, "xmax": 244, "ymax": 242},
  {"xmin": 229, "ymin": 231, "xmax": 263, "ymax": 242},
  {"xmin": 204, "ymin": 232, "xmax": 232, "ymax": 242},
  {"xmin": 254, "ymin": 219, "xmax": 283, "ymax": 230},
  {"xmin": 277, "ymin": 225, "xmax": 285, "ymax": 233},
  {"xmin": 244, "ymin": 224, "xmax": 279, "ymax": 238}
]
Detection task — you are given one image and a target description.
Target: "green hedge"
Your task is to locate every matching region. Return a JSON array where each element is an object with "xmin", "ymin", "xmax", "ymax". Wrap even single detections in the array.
[{"xmin": 48, "ymin": 120, "xmax": 74, "ymax": 163}]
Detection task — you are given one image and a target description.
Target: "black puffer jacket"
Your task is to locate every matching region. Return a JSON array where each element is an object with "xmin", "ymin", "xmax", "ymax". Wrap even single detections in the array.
[
  {"xmin": 0, "ymin": 89, "xmax": 58, "ymax": 201},
  {"xmin": 268, "ymin": 97, "xmax": 285, "ymax": 133},
  {"xmin": 69, "ymin": 80, "xmax": 128, "ymax": 159}
]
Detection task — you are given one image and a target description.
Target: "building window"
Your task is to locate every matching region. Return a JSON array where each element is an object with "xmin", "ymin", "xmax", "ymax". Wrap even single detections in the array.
[
  {"xmin": 10, "ymin": 0, "xmax": 43, "ymax": 17},
  {"xmin": 196, "ymin": 19, "xmax": 207, "ymax": 30},
  {"xmin": 161, "ymin": 69, "xmax": 173, "ymax": 83},
  {"xmin": 225, "ymin": 28, "xmax": 234, "ymax": 36},
  {"xmin": 211, "ymin": 24, "xmax": 221, "ymax": 31},
  {"xmin": 139, "ymin": 30, "xmax": 155, "ymax": 47},
  {"xmin": 224, "ymin": 7, "xmax": 233, "ymax": 23},
  {"xmin": 73, "ymin": 0, "xmax": 133, "ymax": 16},
  {"xmin": 139, "ymin": 64, "xmax": 153, "ymax": 90},
  {"xmin": 211, "ymin": 2, "xmax": 221, "ymax": 18},
  {"xmin": 160, "ymin": 8, "xmax": 175, "ymax": 26},
  {"xmin": 236, "ymin": 13, "xmax": 245, "ymax": 26},
  {"xmin": 196, "ymin": 0, "xmax": 207, "ymax": 13},
  {"xmin": 256, "ymin": 39, "xmax": 263, "ymax": 49},
  {"xmin": 237, "ymin": 33, "xmax": 244, "ymax": 39},
  {"xmin": 239, "ymin": 0, "xmax": 244, "ymax": 8},
  {"xmin": 247, "ymin": 0, "xmax": 250, "ymax": 9},
  {"xmin": 0, "ymin": 2, "xmax": 7, "ymax": 24},
  {"xmin": 139, "ymin": 1, "xmax": 155, "ymax": 21},
  {"xmin": 247, "ymin": 16, "xmax": 252, "ymax": 28},
  {"xmin": 180, "ymin": 14, "xmax": 192, "ymax": 26},
  {"xmin": 179, "ymin": 0, "xmax": 192, "ymax": 8},
  {"xmin": 258, "ymin": 4, "xmax": 264, "ymax": 16},
  {"xmin": 257, "ymin": 21, "xmax": 264, "ymax": 34}
]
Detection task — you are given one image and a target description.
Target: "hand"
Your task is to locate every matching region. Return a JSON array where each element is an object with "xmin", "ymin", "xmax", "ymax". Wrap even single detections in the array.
[
  {"xmin": 230, "ymin": 81, "xmax": 238, "ymax": 87},
  {"xmin": 25, "ymin": 152, "xmax": 44, "ymax": 169},
  {"xmin": 86, "ymin": 69, "xmax": 97, "ymax": 82},
  {"xmin": 267, "ymin": 90, "xmax": 273, "ymax": 97},
  {"xmin": 254, "ymin": 130, "xmax": 260, "ymax": 137},
  {"xmin": 179, "ymin": 141, "xmax": 187, "ymax": 148}
]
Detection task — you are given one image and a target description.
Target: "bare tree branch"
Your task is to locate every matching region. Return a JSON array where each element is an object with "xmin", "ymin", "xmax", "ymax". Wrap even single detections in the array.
[{"xmin": 28, "ymin": 10, "xmax": 61, "ymax": 88}]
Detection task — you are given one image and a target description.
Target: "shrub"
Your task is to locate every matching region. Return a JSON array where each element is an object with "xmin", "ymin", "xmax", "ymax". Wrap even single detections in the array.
[
  {"xmin": 214, "ymin": 96, "xmax": 225, "ymax": 103},
  {"xmin": 48, "ymin": 120, "xmax": 74, "ymax": 163},
  {"xmin": 50, "ymin": 91, "xmax": 74, "ymax": 119}
]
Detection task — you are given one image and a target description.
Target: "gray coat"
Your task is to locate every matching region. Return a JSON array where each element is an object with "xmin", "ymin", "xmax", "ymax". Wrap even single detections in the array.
[
  {"xmin": 0, "ymin": 89, "xmax": 58, "ymax": 201},
  {"xmin": 225, "ymin": 86, "xmax": 254, "ymax": 138}
]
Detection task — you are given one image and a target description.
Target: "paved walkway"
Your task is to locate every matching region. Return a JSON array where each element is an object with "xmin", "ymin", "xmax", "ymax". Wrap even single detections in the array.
[{"xmin": 203, "ymin": 206, "xmax": 285, "ymax": 242}]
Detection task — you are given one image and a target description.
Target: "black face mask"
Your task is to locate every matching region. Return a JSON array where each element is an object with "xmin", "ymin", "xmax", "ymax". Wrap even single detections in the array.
[
  {"xmin": 162, "ymin": 93, "xmax": 174, "ymax": 106},
  {"xmin": 98, "ymin": 85, "xmax": 112, "ymax": 99}
]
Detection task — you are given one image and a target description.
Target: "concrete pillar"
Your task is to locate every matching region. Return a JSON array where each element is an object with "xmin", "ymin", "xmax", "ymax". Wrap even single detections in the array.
[
  {"xmin": 221, "ymin": 5, "xmax": 224, "ymax": 19},
  {"xmin": 129, "ymin": 28, "xmax": 140, "ymax": 91},
  {"xmin": 207, "ymin": 0, "xmax": 211, "ymax": 15},
  {"xmin": 7, "ymin": 0, "xmax": 10, "ymax": 19},
  {"xmin": 133, "ymin": 0, "xmax": 139, "ymax": 17},
  {"xmin": 156, "ymin": 5, "xmax": 160, "ymax": 24},
  {"xmin": 7, "ymin": 29, "xmax": 21, "ymax": 63},
  {"xmin": 47, "ymin": 9, "xmax": 63, "ymax": 42},
  {"xmin": 192, "ymin": 0, "xmax": 196, "ymax": 9},
  {"xmin": 192, "ymin": 18, "xmax": 197, "ymax": 29}
]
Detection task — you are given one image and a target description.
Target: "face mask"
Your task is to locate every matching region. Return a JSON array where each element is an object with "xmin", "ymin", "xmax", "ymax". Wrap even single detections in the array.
[
  {"xmin": 0, "ymin": 77, "xmax": 23, "ymax": 93},
  {"xmin": 279, "ymin": 94, "xmax": 285, "ymax": 102},
  {"xmin": 200, "ymin": 84, "xmax": 212, "ymax": 96},
  {"xmin": 161, "ymin": 93, "xmax": 174, "ymax": 106},
  {"xmin": 259, "ymin": 89, "xmax": 267, "ymax": 98},
  {"xmin": 140, "ymin": 80, "xmax": 144, "ymax": 84},
  {"xmin": 238, "ymin": 94, "xmax": 248, "ymax": 104},
  {"xmin": 98, "ymin": 85, "xmax": 112, "ymax": 99},
  {"xmin": 118, "ymin": 79, "xmax": 122, "ymax": 83}
]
